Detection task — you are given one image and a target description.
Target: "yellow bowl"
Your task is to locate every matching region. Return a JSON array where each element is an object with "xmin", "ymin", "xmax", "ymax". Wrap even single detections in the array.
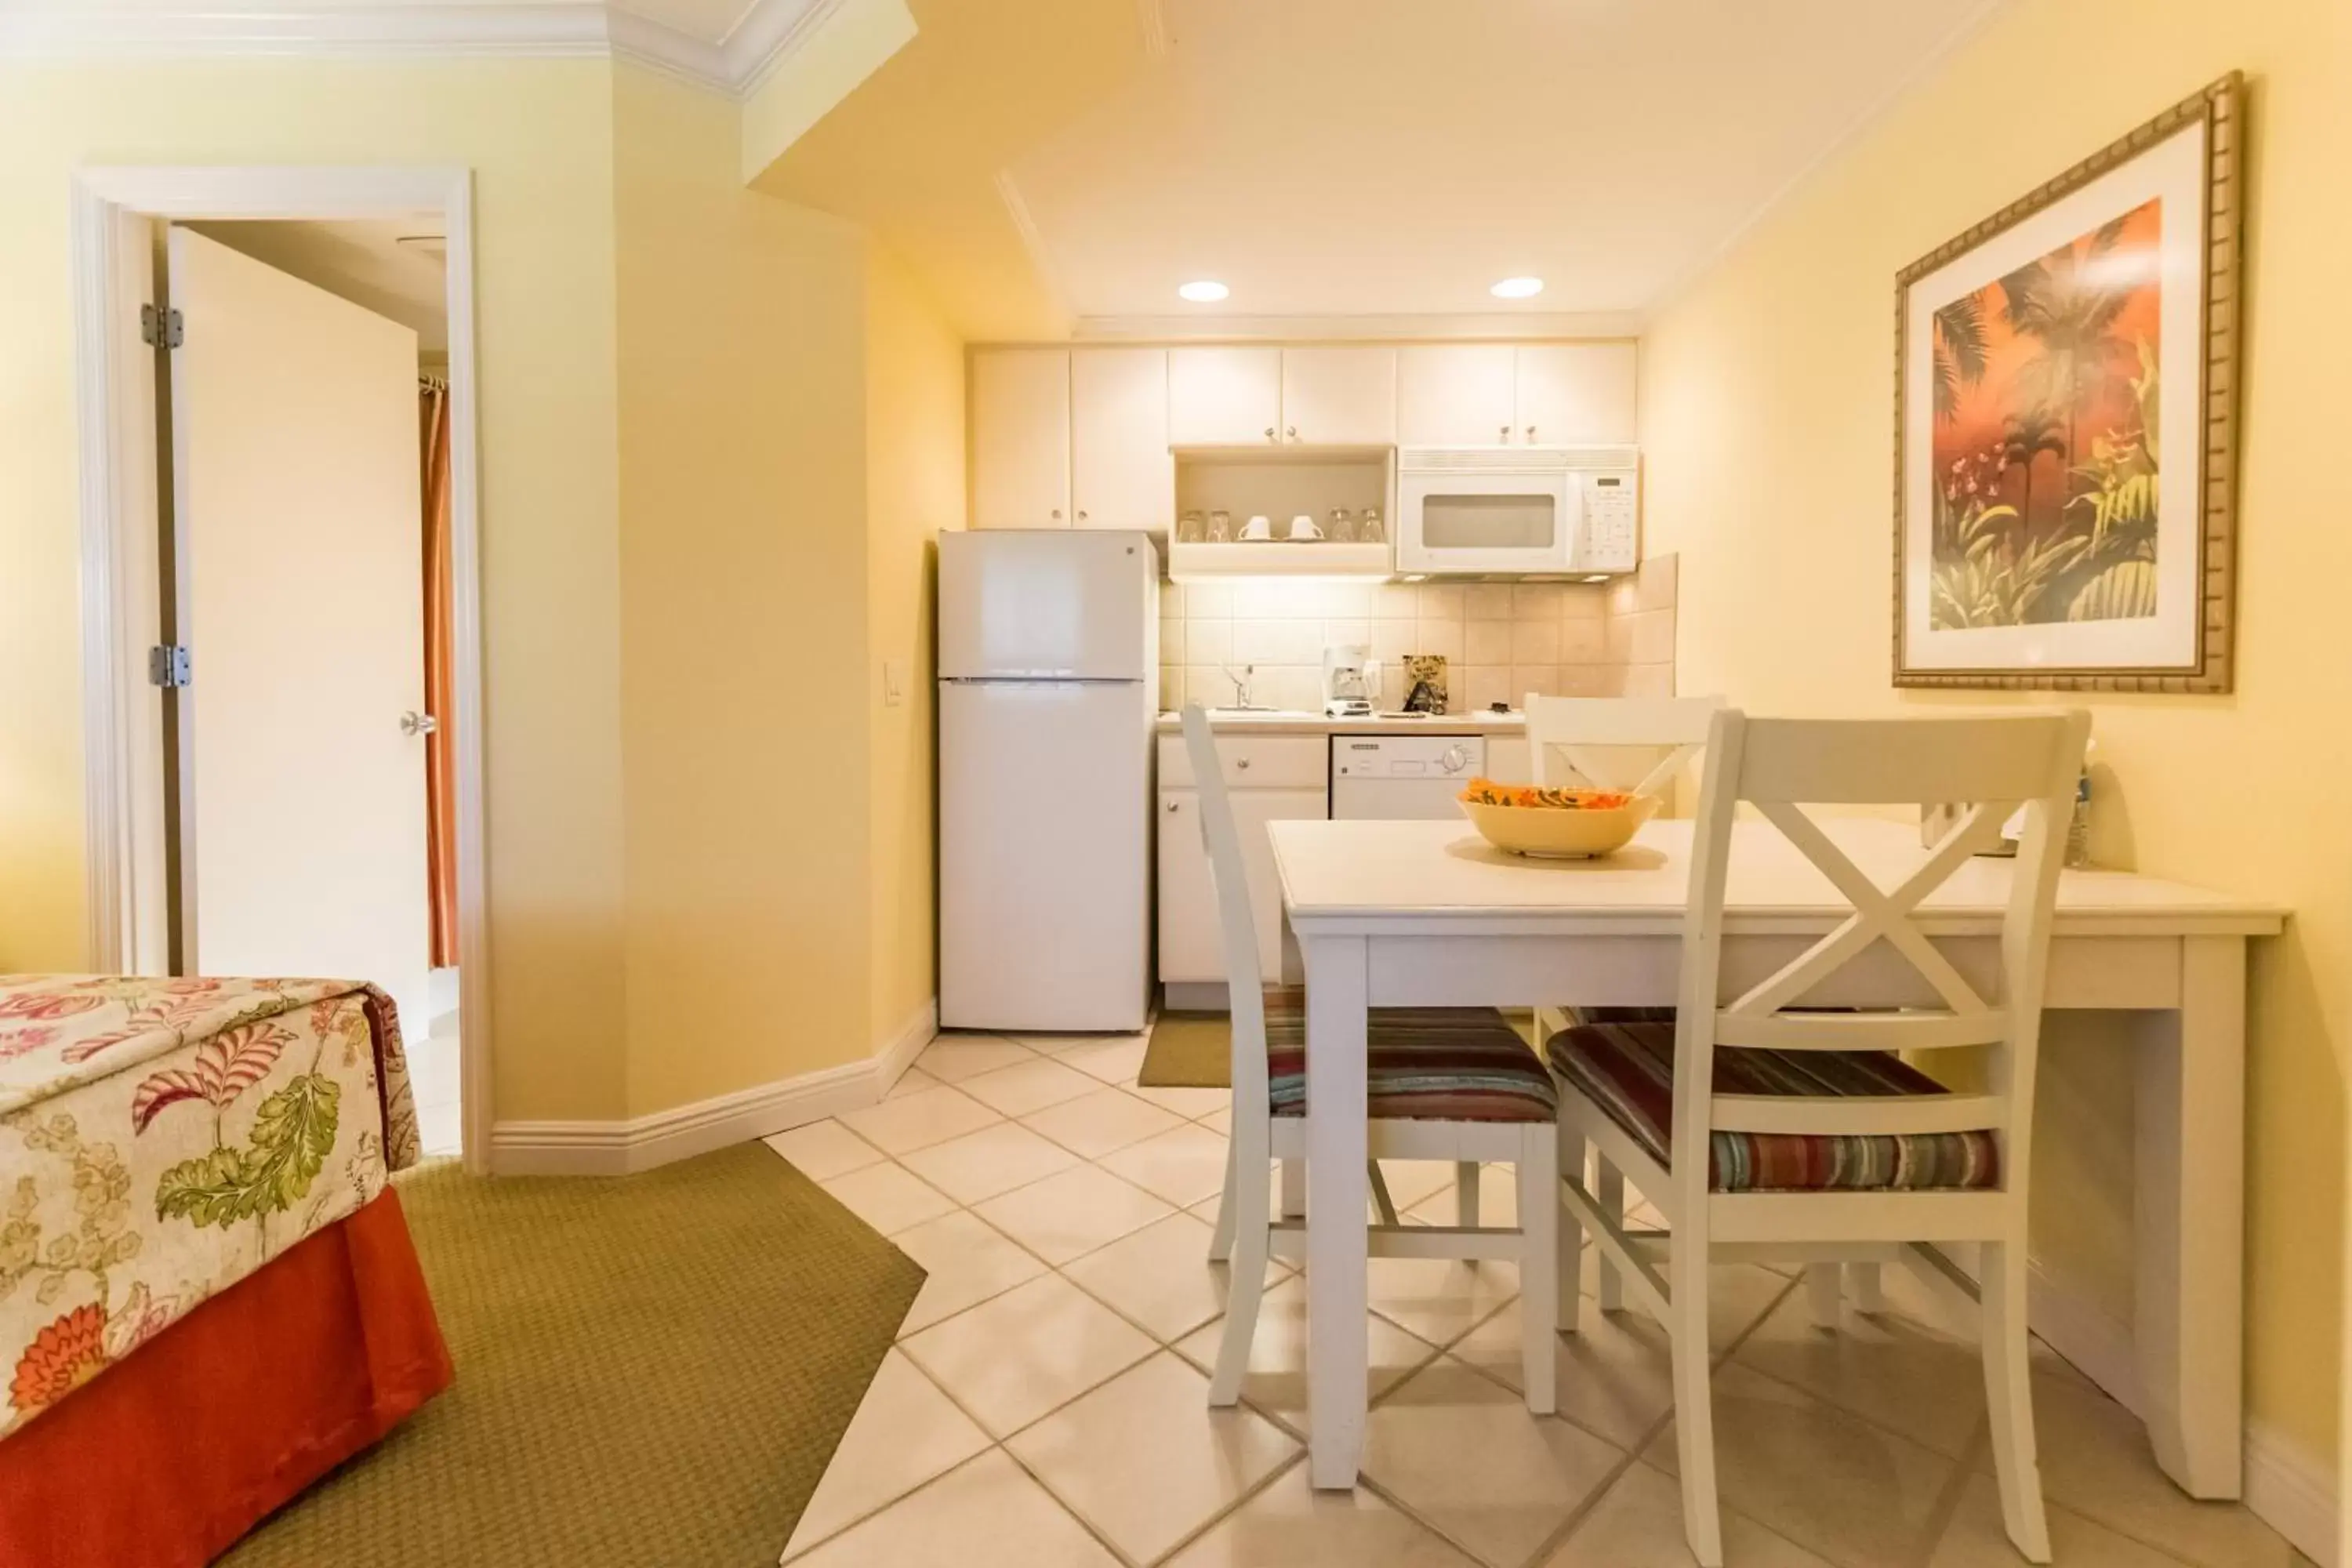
[{"xmin": 1461, "ymin": 794, "xmax": 1661, "ymax": 860}]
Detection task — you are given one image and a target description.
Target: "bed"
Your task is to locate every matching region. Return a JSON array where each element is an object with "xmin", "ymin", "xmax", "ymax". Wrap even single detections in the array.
[{"xmin": 0, "ymin": 975, "xmax": 452, "ymax": 1567}]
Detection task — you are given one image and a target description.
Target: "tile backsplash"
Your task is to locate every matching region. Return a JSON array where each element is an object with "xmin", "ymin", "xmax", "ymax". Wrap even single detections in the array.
[{"xmin": 1160, "ymin": 554, "xmax": 1677, "ymax": 714}]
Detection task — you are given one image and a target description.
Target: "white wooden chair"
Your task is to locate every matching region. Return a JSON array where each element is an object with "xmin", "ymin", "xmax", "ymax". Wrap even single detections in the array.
[
  {"xmin": 1523, "ymin": 692, "xmax": 1725, "ymax": 797},
  {"xmin": 1547, "ymin": 707, "xmax": 2089, "ymax": 1566},
  {"xmin": 1523, "ymin": 693, "xmax": 1724, "ymax": 1307},
  {"xmin": 1181, "ymin": 704, "xmax": 1563, "ymax": 1412}
]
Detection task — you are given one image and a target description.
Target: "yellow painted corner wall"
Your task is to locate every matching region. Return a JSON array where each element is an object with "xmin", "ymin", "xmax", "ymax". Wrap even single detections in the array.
[
  {"xmin": 0, "ymin": 58, "xmax": 633, "ymax": 1123},
  {"xmin": 1639, "ymin": 0, "xmax": 2350, "ymax": 1468},
  {"xmin": 862, "ymin": 244, "xmax": 965, "ymax": 1054},
  {"xmin": 609, "ymin": 65, "xmax": 879, "ymax": 1113}
]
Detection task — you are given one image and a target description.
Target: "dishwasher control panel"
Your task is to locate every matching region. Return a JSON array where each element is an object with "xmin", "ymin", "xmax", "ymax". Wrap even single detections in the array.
[{"xmin": 1330, "ymin": 735, "xmax": 1487, "ymax": 820}]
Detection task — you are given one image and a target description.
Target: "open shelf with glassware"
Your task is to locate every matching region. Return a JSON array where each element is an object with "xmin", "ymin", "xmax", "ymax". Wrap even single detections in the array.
[{"xmin": 1167, "ymin": 445, "xmax": 1396, "ymax": 581}]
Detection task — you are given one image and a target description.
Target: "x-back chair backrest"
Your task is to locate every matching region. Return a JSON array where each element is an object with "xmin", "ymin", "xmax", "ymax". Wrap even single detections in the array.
[
  {"xmin": 1674, "ymin": 710, "xmax": 2091, "ymax": 1196},
  {"xmin": 1524, "ymin": 695, "xmax": 1726, "ymax": 799},
  {"xmin": 1181, "ymin": 705, "xmax": 1275, "ymax": 1136}
]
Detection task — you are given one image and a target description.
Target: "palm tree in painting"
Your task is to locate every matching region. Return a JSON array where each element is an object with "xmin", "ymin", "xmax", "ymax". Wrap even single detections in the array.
[
  {"xmin": 1998, "ymin": 216, "xmax": 2136, "ymax": 476},
  {"xmin": 1931, "ymin": 295, "xmax": 1987, "ymax": 423},
  {"xmin": 1999, "ymin": 406, "xmax": 2067, "ymax": 539}
]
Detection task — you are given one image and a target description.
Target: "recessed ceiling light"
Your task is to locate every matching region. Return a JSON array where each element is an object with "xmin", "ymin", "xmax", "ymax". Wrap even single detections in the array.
[
  {"xmin": 1490, "ymin": 276, "xmax": 1544, "ymax": 299},
  {"xmin": 1178, "ymin": 280, "xmax": 1229, "ymax": 303}
]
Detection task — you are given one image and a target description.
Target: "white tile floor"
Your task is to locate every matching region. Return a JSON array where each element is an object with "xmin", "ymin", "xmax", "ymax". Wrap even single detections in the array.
[{"xmin": 768, "ymin": 1029, "xmax": 2307, "ymax": 1568}]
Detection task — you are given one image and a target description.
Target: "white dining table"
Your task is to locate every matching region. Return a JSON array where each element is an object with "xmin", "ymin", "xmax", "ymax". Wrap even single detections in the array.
[{"xmin": 1266, "ymin": 815, "xmax": 2285, "ymax": 1496}]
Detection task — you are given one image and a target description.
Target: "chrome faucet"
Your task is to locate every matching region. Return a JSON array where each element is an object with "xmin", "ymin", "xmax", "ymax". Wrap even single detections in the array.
[{"xmin": 1221, "ymin": 663, "xmax": 1257, "ymax": 709}]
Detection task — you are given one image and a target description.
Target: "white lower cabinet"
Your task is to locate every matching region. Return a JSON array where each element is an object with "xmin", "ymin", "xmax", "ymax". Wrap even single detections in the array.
[{"xmin": 1159, "ymin": 782, "xmax": 1327, "ymax": 988}]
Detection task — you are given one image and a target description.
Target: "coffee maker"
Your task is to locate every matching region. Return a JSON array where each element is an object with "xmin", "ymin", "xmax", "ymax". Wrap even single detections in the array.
[{"xmin": 1321, "ymin": 644, "xmax": 1378, "ymax": 718}]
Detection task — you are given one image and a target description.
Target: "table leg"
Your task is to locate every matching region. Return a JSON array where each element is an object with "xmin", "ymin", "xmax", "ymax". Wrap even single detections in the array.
[
  {"xmin": 1303, "ymin": 932, "xmax": 1370, "ymax": 1490},
  {"xmin": 2132, "ymin": 935, "xmax": 2246, "ymax": 1497}
]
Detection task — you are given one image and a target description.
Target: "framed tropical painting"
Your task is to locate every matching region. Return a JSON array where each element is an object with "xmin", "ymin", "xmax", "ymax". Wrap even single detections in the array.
[{"xmin": 1894, "ymin": 73, "xmax": 2244, "ymax": 691}]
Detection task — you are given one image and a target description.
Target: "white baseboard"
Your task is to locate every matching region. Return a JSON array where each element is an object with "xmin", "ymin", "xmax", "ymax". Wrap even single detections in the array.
[
  {"xmin": 2025, "ymin": 1257, "xmax": 2142, "ymax": 1414},
  {"xmin": 2246, "ymin": 1422, "xmax": 2340, "ymax": 1567},
  {"xmin": 2024, "ymin": 1259, "xmax": 2336, "ymax": 1565},
  {"xmin": 490, "ymin": 997, "xmax": 937, "ymax": 1176}
]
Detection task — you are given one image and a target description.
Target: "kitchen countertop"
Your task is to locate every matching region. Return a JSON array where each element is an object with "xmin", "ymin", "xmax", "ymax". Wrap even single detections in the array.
[{"xmin": 1154, "ymin": 709, "xmax": 1526, "ymax": 736}]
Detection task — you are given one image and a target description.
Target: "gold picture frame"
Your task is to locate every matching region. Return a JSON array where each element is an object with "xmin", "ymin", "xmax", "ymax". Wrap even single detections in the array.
[{"xmin": 1893, "ymin": 72, "xmax": 2244, "ymax": 692}]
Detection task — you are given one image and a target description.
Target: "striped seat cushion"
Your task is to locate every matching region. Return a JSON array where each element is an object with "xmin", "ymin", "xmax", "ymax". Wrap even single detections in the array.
[
  {"xmin": 1547, "ymin": 1017, "xmax": 1998, "ymax": 1192},
  {"xmin": 1262, "ymin": 989, "xmax": 1555, "ymax": 1124}
]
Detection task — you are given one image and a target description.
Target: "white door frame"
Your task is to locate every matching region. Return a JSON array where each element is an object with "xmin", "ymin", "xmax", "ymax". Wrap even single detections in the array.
[{"xmin": 70, "ymin": 166, "xmax": 493, "ymax": 1174}]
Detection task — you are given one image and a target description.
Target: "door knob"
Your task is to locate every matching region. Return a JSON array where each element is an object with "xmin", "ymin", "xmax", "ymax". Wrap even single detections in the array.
[{"xmin": 401, "ymin": 710, "xmax": 439, "ymax": 737}]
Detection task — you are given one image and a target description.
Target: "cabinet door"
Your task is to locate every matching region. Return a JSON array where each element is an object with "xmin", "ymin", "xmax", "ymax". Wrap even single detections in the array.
[
  {"xmin": 1279, "ymin": 346, "xmax": 1396, "ymax": 445},
  {"xmin": 1157, "ymin": 791, "xmax": 1220, "ymax": 982},
  {"xmin": 1156, "ymin": 786, "xmax": 1327, "ymax": 985},
  {"xmin": 1396, "ymin": 343, "xmax": 1516, "ymax": 446},
  {"xmin": 1513, "ymin": 343, "xmax": 1638, "ymax": 445},
  {"xmin": 972, "ymin": 347, "xmax": 1071, "ymax": 528},
  {"xmin": 1167, "ymin": 346, "xmax": 1282, "ymax": 446},
  {"xmin": 1070, "ymin": 347, "xmax": 1172, "ymax": 531}
]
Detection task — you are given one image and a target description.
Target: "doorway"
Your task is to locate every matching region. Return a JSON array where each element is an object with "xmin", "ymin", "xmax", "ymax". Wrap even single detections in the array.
[{"xmin": 71, "ymin": 169, "xmax": 489, "ymax": 1171}]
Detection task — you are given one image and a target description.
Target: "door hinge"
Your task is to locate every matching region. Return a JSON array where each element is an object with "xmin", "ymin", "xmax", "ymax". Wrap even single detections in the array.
[
  {"xmin": 148, "ymin": 644, "xmax": 192, "ymax": 688},
  {"xmin": 140, "ymin": 304, "xmax": 183, "ymax": 350}
]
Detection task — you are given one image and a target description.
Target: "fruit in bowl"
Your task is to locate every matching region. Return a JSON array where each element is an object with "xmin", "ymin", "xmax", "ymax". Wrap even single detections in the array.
[{"xmin": 1456, "ymin": 777, "xmax": 1661, "ymax": 859}]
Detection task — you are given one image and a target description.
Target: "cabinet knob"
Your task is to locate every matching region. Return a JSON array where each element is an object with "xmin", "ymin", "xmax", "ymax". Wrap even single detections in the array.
[
  {"xmin": 1526, "ymin": 426, "xmax": 1537, "ymax": 441},
  {"xmin": 1051, "ymin": 508, "xmax": 1062, "ymax": 519},
  {"xmin": 1166, "ymin": 799, "xmax": 1180, "ymax": 812},
  {"xmin": 1499, "ymin": 424, "xmax": 1512, "ymax": 441},
  {"xmin": 1265, "ymin": 426, "xmax": 1277, "ymax": 442},
  {"xmin": 1235, "ymin": 757, "xmax": 1251, "ymax": 770},
  {"xmin": 1287, "ymin": 425, "xmax": 1298, "ymax": 441},
  {"xmin": 1077, "ymin": 510, "xmax": 1088, "ymax": 521}
]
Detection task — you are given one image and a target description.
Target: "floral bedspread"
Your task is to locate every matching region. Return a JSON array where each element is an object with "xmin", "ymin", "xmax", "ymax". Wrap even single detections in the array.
[{"xmin": 0, "ymin": 975, "xmax": 422, "ymax": 1441}]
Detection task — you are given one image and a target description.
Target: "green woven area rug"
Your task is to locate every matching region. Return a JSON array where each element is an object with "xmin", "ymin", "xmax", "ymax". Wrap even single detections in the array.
[
  {"xmin": 1137, "ymin": 1011, "xmax": 1232, "ymax": 1089},
  {"xmin": 223, "ymin": 1142, "xmax": 923, "ymax": 1568}
]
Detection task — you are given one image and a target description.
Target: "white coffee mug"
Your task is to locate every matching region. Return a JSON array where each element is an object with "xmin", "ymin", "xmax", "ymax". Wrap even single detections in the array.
[
  {"xmin": 1289, "ymin": 514, "xmax": 1322, "ymax": 540},
  {"xmin": 1241, "ymin": 514, "xmax": 1273, "ymax": 541}
]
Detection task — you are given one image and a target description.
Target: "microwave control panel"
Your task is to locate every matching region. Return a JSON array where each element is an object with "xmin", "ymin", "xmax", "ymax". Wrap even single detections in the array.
[{"xmin": 1571, "ymin": 471, "xmax": 1640, "ymax": 573}]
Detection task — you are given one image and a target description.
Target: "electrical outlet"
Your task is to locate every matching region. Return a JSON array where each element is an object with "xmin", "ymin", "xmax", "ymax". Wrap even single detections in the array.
[{"xmin": 882, "ymin": 659, "xmax": 908, "ymax": 707}]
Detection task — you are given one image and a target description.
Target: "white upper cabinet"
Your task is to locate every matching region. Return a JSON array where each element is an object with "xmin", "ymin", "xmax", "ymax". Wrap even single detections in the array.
[
  {"xmin": 1070, "ymin": 347, "xmax": 1171, "ymax": 531},
  {"xmin": 1167, "ymin": 346, "xmax": 1283, "ymax": 446},
  {"xmin": 1512, "ymin": 343, "xmax": 1638, "ymax": 446},
  {"xmin": 1279, "ymin": 346, "xmax": 1396, "ymax": 445},
  {"xmin": 1396, "ymin": 344, "xmax": 1518, "ymax": 445},
  {"xmin": 1396, "ymin": 342, "xmax": 1637, "ymax": 447},
  {"xmin": 972, "ymin": 348, "xmax": 1070, "ymax": 528}
]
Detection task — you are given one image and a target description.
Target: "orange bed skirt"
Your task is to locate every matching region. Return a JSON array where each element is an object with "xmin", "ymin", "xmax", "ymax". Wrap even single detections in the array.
[{"xmin": 0, "ymin": 1187, "xmax": 452, "ymax": 1568}]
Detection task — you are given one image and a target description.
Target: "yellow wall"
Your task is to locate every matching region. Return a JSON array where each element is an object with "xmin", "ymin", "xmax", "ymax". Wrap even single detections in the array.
[
  {"xmin": 863, "ymin": 245, "xmax": 967, "ymax": 1051},
  {"xmin": 0, "ymin": 56, "xmax": 966, "ymax": 1131},
  {"xmin": 611, "ymin": 67, "xmax": 880, "ymax": 1112},
  {"xmin": 1639, "ymin": 0, "xmax": 2350, "ymax": 1467},
  {"xmin": 0, "ymin": 59, "xmax": 633, "ymax": 1123}
]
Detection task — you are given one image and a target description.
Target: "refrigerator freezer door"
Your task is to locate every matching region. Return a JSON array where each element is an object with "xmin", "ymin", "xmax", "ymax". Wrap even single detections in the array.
[
  {"xmin": 938, "ymin": 679, "xmax": 1152, "ymax": 1031},
  {"xmin": 938, "ymin": 530, "xmax": 1156, "ymax": 681}
]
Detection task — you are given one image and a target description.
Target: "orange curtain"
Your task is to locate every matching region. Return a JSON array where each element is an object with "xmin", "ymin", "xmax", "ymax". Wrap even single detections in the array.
[{"xmin": 420, "ymin": 382, "xmax": 459, "ymax": 968}]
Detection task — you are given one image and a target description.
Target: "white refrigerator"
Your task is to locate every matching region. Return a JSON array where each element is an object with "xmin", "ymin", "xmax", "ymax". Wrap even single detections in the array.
[{"xmin": 938, "ymin": 530, "xmax": 1159, "ymax": 1032}]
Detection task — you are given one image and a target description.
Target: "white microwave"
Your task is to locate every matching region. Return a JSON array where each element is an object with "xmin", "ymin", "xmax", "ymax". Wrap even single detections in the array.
[{"xmin": 1394, "ymin": 445, "xmax": 1639, "ymax": 578}]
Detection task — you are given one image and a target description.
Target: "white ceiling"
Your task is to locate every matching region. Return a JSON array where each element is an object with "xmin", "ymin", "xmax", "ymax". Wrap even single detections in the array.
[
  {"xmin": 1007, "ymin": 0, "xmax": 2000, "ymax": 325},
  {"xmin": 191, "ymin": 219, "xmax": 451, "ymax": 354}
]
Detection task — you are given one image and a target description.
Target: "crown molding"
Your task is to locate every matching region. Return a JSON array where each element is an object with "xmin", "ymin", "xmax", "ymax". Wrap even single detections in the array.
[
  {"xmin": 0, "ymin": 0, "xmax": 833, "ymax": 96},
  {"xmin": 1072, "ymin": 310, "xmax": 1644, "ymax": 343}
]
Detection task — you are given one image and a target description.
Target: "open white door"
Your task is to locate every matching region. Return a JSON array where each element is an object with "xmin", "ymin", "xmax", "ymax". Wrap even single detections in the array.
[{"xmin": 168, "ymin": 225, "xmax": 431, "ymax": 1032}]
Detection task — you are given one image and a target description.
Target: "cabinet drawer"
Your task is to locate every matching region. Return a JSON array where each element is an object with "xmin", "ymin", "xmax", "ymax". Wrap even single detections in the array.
[{"xmin": 1158, "ymin": 733, "xmax": 1328, "ymax": 790}]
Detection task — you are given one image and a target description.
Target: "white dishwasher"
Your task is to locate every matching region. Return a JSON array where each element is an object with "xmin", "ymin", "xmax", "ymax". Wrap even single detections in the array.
[{"xmin": 1330, "ymin": 734, "xmax": 1485, "ymax": 819}]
